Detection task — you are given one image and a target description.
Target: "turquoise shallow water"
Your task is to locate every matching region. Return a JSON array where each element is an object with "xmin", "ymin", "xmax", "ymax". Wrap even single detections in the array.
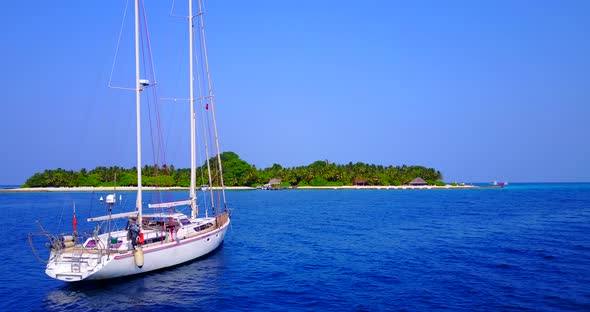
[{"xmin": 1, "ymin": 184, "xmax": 589, "ymax": 311}]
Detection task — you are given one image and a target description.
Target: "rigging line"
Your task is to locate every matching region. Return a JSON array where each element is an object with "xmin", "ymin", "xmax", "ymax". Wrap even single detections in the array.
[
  {"xmin": 139, "ymin": 18, "xmax": 156, "ymax": 168},
  {"xmin": 138, "ymin": 3, "xmax": 162, "ymax": 204},
  {"xmin": 205, "ymin": 99, "xmax": 215, "ymax": 174},
  {"xmin": 140, "ymin": 2, "xmax": 167, "ymax": 201},
  {"xmin": 171, "ymin": 3, "xmax": 188, "ymax": 94},
  {"xmin": 159, "ymin": 0, "xmax": 178, "ymax": 162},
  {"xmin": 215, "ymin": 185, "xmax": 221, "ymax": 215},
  {"xmin": 159, "ymin": 22, "xmax": 187, "ymax": 166},
  {"xmin": 161, "ymin": 0, "xmax": 188, "ymax": 132},
  {"xmin": 168, "ymin": 0, "xmax": 182, "ymax": 18},
  {"xmin": 197, "ymin": 0, "xmax": 227, "ymax": 210},
  {"xmin": 142, "ymin": 2, "xmax": 171, "ymax": 206},
  {"xmin": 88, "ymin": 191, "xmax": 96, "ymax": 229},
  {"xmin": 194, "ymin": 20, "xmax": 216, "ymax": 215},
  {"xmin": 190, "ymin": 21, "xmax": 207, "ymax": 217},
  {"xmin": 108, "ymin": 0, "xmax": 130, "ymax": 89},
  {"xmin": 58, "ymin": 198, "xmax": 67, "ymax": 235},
  {"xmin": 194, "ymin": 103, "xmax": 210, "ymax": 216},
  {"xmin": 140, "ymin": 0, "xmax": 159, "ymax": 171},
  {"xmin": 140, "ymin": 0, "xmax": 166, "ymax": 169},
  {"xmin": 140, "ymin": 1, "xmax": 172, "ymax": 205},
  {"xmin": 169, "ymin": 0, "xmax": 196, "ymax": 19},
  {"xmin": 169, "ymin": 0, "xmax": 175, "ymax": 16},
  {"xmin": 192, "ymin": 24, "xmax": 207, "ymax": 188},
  {"xmin": 196, "ymin": 11, "xmax": 207, "ymax": 109}
]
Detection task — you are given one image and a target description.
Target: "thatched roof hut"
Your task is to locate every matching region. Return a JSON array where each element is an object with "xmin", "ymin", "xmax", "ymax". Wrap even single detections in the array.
[
  {"xmin": 408, "ymin": 177, "xmax": 427, "ymax": 186},
  {"xmin": 353, "ymin": 178, "xmax": 368, "ymax": 186},
  {"xmin": 268, "ymin": 178, "xmax": 281, "ymax": 186}
]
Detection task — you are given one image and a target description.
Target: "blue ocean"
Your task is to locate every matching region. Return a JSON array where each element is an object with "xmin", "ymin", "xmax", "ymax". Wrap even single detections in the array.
[{"xmin": 1, "ymin": 184, "xmax": 589, "ymax": 311}]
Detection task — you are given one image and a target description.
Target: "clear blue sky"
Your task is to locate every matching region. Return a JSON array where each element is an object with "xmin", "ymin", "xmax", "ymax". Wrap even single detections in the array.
[{"xmin": 1, "ymin": 0, "xmax": 588, "ymax": 184}]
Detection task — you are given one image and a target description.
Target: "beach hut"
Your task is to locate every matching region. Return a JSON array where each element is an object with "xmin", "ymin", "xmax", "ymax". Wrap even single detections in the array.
[
  {"xmin": 353, "ymin": 179, "xmax": 368, "ymax": 186},
  {"xmin": 269, "ymin": 178, "xmax": 281, "ymax": 186},
  {"xmin": 408, "ymin": 177, "xmax": 427, "ymax": 186},
  {"xmin": 263, "ymin": 178, "xmax": 282, "ymax": 190}
]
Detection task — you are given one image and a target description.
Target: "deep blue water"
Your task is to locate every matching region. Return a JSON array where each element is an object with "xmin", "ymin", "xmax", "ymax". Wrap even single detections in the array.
[{"xmin": 1, "ymin": 184, "xmax": 589, "ymax": 311}]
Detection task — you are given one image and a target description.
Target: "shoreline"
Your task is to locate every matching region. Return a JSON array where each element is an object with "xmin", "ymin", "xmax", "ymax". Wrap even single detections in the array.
[
  {"xmin": 292, "ymin": 185, "xmax": 480, "ymax": 190},
  {"xmin": 0, "ymin": 184, "xmax": 487, "ymax": 193}
]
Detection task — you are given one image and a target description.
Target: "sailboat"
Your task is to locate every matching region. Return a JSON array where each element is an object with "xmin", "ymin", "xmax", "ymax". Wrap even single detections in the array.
[{"xmin": 33, "ymin": 0, "xmax": 231, "ymax": 282}]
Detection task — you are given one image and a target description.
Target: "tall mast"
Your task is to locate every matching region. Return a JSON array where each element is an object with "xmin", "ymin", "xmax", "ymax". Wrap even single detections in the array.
[
  {"xmin": 189, "ymin": 0, "xmax": 197, "ymax": 218},
  {"xmin": 196, "ymin": 0, "xmax": 227, "ymax": 210},
  {"xmin": 134, "ymin": 0, "xmax": 143, "ymax": 225}
]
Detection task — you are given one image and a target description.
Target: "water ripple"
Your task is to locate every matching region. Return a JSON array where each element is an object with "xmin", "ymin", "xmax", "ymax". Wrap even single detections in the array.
[{"xmin": 1, "ymin": 185, "xmax": 590, "ymax": 311}]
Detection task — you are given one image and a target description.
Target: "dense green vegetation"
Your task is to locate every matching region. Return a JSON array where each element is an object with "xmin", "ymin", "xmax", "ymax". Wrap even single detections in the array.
[{"xmin": 22, "ymin": 152, "xmax": 444, "ymax": 188}]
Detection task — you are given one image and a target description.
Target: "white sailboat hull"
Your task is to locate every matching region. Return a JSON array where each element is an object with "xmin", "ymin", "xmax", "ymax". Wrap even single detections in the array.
[
  {"xmin": 45, "ymin": 218, "xmax": 229, "ymax": 282},
  {"xmin": 37, "ymin": 0, "xmax": 234, "ymax": 283}
]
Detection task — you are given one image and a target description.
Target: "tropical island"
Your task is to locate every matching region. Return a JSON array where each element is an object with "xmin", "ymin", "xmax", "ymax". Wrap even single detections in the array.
[{"xmin": 21, "ymin": 152, "xmax": 452, "ymax": 189}]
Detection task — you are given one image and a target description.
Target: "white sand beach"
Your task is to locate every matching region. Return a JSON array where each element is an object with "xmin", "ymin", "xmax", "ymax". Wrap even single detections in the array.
[
  {"xmin": 295, "ymin": 185, "xmax": 478, "ymax": 190},
  {"xmin": 1, "ymin": 184, "xmax": 480, "ymax": 192}
]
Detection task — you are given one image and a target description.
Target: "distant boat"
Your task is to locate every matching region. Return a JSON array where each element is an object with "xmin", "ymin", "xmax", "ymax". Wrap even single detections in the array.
[
  {"xmin": 29, "ymin": 0, "xmax": 230, "ymax": 282},
  {"xmin": 492, "ymin": 180, "xmax": 507, "ymax": 188}
]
